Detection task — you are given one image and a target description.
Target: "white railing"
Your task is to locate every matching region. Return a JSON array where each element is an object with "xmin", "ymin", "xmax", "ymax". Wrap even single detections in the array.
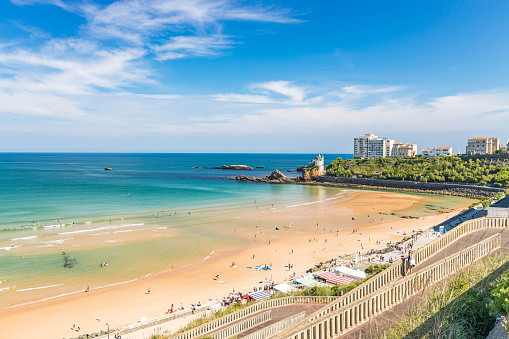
[
  {"xmin": 243, "ymin": 312, "xmax": 306, "ymax": 339},
  {"xmin": 278, "ymin": 233, "xmax": 502, "ymax": 339},
  {"xmin": 210, "ymin": 311, "xmax": 271, "ymax": 339}
]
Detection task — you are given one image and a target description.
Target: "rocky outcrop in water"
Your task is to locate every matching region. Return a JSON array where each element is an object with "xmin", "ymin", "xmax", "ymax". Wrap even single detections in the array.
[
  {"xmin": 209, "ymin": 165, "xmax": 253, "ymax": 170},
  {"xmin": 233, "ymin": 169, "xmax": 301, "ymax": 183}
]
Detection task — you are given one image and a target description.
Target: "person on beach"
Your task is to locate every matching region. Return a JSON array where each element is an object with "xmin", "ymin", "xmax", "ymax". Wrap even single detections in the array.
[{"xmin": 147, "ymin": 287, "xmax": 150, "ymax": 294}]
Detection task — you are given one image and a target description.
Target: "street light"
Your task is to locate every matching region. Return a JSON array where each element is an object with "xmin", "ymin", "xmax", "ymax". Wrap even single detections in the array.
[
  {"xmin": 105, "ymin": 323, "xmax": 110, "ymax": 339},
  {"xmin": 96, "ymin": 317, "xmax": 101, "ymax": 333}
]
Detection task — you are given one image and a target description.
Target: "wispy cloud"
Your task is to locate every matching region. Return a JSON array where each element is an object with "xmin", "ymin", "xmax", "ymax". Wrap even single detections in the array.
[
  {"xmin": 151, "ymin": 34, "xmax": 233, "ymax": 60},
  {"xmin": 213, "ymin": 80, "xmax": 311, "ymax": 105}
]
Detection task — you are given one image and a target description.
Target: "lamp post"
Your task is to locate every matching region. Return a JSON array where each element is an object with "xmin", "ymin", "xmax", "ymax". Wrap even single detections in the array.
[
  {"xmin": 96, "ymin": 317, "xmax": 100, "ymax": 334},
  {"xmin": 105, "ymin": 322, "xmax": 110, "ymax": 339}
]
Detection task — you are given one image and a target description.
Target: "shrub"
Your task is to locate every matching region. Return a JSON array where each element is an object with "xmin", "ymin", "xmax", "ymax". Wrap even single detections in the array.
[{"xmin": 488, "ymin": 271, "xmax": 509, "ymax": 316}]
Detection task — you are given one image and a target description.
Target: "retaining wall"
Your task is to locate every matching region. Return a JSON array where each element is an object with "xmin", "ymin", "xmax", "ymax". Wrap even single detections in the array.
[{"xmin": 317, "ymin": 176, "xmax": 504, "ymax": 197}]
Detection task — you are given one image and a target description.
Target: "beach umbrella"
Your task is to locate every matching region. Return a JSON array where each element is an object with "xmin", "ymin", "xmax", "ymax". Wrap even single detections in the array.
[
  {"xmin": 352, "ymin": 217, "xmax": 355, "ymax": 220},
  {"xmin": 275, "ymin": 227, "xmax": 279, "ymax": 230}
]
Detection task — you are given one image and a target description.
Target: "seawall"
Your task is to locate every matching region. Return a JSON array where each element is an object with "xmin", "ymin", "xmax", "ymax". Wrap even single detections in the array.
[{"xmin": 315, "ymin": 176, "xmax": 504, "ymax": 198}]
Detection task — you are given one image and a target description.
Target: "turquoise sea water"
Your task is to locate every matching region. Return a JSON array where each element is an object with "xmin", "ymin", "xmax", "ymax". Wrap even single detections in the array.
[
  {"xmin": 0, "ymin": 153, "xmax": 356, "ymax": 306},
  {"xmin": 0, "ymin": 153, "xmax": 475, "ymax": 308},
  {"xmin": 0, "ymin": 153, "xmax": 350, "ymax": 229}
]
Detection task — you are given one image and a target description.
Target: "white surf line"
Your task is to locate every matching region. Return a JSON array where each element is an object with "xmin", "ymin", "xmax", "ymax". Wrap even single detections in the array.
[
  {"xmin": 203, "ymin": 250, "xmax": 215, "ymax": 262},
  {"xmin": 10, "ymin": 236, "xmax": 38, "ymax": 241},
  {"xmin": 93, "ymin": 278, "xmax": 139, "ymax": 290},
  {"xmin": 16, "ymin": 284, "xmax": 63, "ymax": 292},
  {"xmin": 1, "ymin": 290, "xmax": 84, "ymax": 310}
]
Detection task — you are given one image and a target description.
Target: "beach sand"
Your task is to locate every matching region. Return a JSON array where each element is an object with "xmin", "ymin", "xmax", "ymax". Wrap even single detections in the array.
[{"xmin": 0, "ymin": 190, "xmax": 471, "ymax": 338}]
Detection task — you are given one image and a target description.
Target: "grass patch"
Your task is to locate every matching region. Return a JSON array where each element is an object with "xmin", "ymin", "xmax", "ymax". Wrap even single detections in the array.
[{"xmin": 369, "ymin": 251, "xmax": 509, "ymax": 339}]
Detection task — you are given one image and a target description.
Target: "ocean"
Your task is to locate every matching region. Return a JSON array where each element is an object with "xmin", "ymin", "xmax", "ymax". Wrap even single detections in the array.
[
  {"xmin": 0, "ymin": 153, "xmax": 474, "ymax": 309},
  {"xmin": 0, "ymin": 153, "xmax": 354, "ymax": 307}
]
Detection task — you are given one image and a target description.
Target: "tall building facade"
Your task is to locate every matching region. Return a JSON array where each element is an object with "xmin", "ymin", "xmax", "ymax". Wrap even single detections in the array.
[
  {"xmin": 354, "ymin": 133, "xmax": 394, "ymax": 159},
  {"xmin": 466, "ymin": 137, "xmax": 500, "ymax": 155}
]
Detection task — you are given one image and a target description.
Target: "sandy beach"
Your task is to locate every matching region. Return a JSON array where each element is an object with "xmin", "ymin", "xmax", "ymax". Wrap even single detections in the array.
[{"xmin": 0, "ymin": 190, "xmax": 473, "ymax": 339}]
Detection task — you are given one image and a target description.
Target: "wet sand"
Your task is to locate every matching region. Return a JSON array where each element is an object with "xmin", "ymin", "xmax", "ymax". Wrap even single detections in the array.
[{"xmin": 0, "ymin": 190, "xmax": 472, "ymax": 339}]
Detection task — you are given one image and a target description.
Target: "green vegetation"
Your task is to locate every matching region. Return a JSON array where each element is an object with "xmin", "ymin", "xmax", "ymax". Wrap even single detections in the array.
[
  {"xmin": 488, "ymin": 270, "xmax": 509, "ymax": 317},
  {"xmin": 326, "ymin": 157, "xmax": 509, "ymax": 187},
  {"xmin": 496, "ymin": 146, "xmax": 507, "ymax": 154},
  {"xmin": 365, "ymin": 263, "xmax": 391, "ymax": 275},
  {"xmin": 370, "ymin": 251, "xmax": 509, "ymax": 339}
]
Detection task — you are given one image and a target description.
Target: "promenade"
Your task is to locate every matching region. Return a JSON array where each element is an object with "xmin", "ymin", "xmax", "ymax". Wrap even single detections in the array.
[{"xmin": 341, "ymin": 227, "xmax": 509, "ymax": 338}]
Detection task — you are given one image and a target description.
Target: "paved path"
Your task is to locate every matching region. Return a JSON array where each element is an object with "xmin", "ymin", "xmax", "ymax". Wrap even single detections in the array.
[
  {"xmin": 340, "ymin": 227, "xmax": 509, "ymax": 339},
  {"xmin": 204, "ymin": 304, "xmax": 324, "ymax": 338}
]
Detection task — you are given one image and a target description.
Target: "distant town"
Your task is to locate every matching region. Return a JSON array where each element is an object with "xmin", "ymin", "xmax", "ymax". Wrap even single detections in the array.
[{"xmin": 353, "ymin": 132, "xmax": 509, "ymax": 159}]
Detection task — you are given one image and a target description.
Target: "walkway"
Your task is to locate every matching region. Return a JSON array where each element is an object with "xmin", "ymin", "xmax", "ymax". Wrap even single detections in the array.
[{"xmin": 340, "ymin": 227, "xmax": 509, "ymax": 338}]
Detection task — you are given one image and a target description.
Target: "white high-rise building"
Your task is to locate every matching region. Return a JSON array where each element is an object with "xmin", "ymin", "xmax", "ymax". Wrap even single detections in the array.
[{"xmin": 354, "ymin": 133, "xmax": 394, "ymax": 159}]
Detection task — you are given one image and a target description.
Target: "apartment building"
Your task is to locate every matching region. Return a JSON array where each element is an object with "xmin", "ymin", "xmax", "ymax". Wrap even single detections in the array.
[
  {"xmin": 422, "ymin": 147, "xmax": 453, "ymax": 157},
  {"xmin": 392, "ymin": 143, "xmax": 418, "ymax": 158},
  {"xmin": 354, "ymin": 133, "xmax": 394, "ymax": 159},
  {"xmin": 466, "ymin": 137, "xmax": 500, "ymax": 155}
]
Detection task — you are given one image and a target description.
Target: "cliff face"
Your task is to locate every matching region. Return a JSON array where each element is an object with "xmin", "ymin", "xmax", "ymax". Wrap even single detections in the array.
[{"xmin": 303, "ymin": 167, "xmax": 322, "ymax": 181}]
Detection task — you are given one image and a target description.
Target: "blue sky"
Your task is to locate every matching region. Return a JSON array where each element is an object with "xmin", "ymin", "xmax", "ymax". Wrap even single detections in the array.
[{"xmin": 0, "ymin": 0, "xmax": 508, "ymax": 153}]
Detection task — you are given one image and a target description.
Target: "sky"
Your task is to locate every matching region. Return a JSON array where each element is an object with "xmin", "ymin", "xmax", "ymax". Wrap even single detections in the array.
[{"xmin": 0, "ymin": 0, "xmax": 508, "ymax": 153}]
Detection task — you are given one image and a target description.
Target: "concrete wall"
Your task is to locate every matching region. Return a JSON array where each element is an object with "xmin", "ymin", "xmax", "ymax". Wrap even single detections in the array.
[{"xmin": 317, "ymin": 176, "xmax": 504, "ymax": 197}]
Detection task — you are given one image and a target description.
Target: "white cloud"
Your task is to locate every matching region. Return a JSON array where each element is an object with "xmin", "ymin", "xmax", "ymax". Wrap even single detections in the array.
[
  {"xmin": 151, "ymin": 34, "xmax": 233, "ymax": 60},
  {"xmin": 211, "ymin": 93, "xmax": 278, "ymax": 104},
  {"xmin": 251, "ymin": 81, "xmax": 307, "ymax": 103},
  {"xmin": 213, "ymin": 80, "xmax": 311, "ymax": 105}
]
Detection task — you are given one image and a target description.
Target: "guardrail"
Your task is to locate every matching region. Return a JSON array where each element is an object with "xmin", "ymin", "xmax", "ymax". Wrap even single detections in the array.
[
  {"xmin": 278, "ymin": 233, "xmax": 502, "ymax": 339},
  {"xmin": 243, "ymin": 312, "xmax": 306, "ymax": 339},
  {"xmin": 276, "ymin": 217, "xmax": 508, "ymax": 338},
  {"xmin": 209, "ymin": 311, "xmax": 272, "ymax": 339},
  {"xmin": 170, "ymin": 296, "xmax": 336, "ymax": 339}
]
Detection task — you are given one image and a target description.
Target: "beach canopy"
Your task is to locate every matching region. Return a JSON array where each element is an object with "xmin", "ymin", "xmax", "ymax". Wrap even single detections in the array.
[
  {"xmin": 317, "ymin": 272, "xmax": 355, "ymax": 285},
  {"xmin": 274, "ymin": 283, "xmax": 297, "ymax": 293},
  {"xmin": 249, "ymin": 290, "xmax": 270, "ymax": 301},
  {"xmin": 334, "ymin": 267, "xmax": 367, "ymax": 280},
  {"xmin": 295, "ymin": 277, "xmax": 333, "ymax": 288},
  {"xmin": 208, "ymin": 303, "xmax": 222, "ymax": 311}
]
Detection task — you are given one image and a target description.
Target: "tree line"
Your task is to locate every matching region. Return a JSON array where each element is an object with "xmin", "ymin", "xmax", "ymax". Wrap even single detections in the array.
[{"xmin": 326, "ymin": 157, "xmax": 509, "ymax": 187}]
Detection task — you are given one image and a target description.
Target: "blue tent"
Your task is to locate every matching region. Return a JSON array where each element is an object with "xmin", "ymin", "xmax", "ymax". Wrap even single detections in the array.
[{"xmin": 249, "ymin": 290, "xmax": 270, "ymax": 301}]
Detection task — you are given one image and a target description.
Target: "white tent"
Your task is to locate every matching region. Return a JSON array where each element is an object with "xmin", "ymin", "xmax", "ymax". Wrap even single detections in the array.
[
  {"xmin": 334, "ymin": 266, "xmax": 367, "ymax": 280},
  {"xmin": 295, "ymin": 277, "xmax": 333, "ymax": 288},
  {"xmin": 274, "ymin": 283, "xmax": 297, "ymax": 293}
]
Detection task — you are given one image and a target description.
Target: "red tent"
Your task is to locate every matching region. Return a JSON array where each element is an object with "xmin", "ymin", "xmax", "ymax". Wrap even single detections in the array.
[{"xmin": 317, "ymin": 272, "xmax": 355, "ymax": 285}]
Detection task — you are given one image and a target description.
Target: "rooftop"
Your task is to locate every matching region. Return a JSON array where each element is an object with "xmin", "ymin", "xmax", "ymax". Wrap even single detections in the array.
[
  {"xmin": 436, "ymin": 147, "xmax": 452, "ymax": 150},
  {"xmin": 468, "ymin": 137, "xmax": 488, "ymax": 140},
  {"xmin": 489, "ymin": 196, "xmax": 509, "ymax": 209}
]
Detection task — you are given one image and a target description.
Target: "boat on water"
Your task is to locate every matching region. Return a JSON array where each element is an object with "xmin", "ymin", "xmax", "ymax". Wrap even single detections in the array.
[{"xmin": 104, "ymin": 168, "xmax": 112, "ymax": 171}]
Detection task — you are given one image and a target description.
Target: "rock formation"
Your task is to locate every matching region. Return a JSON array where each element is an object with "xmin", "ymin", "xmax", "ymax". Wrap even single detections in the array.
[
  {"xmin": 233, "ymin": 169, "xmax": 301, "ymax": 183},
  {"xmin": 209, "ymin": 165, "xmax": 253, "ymax": 170}
]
